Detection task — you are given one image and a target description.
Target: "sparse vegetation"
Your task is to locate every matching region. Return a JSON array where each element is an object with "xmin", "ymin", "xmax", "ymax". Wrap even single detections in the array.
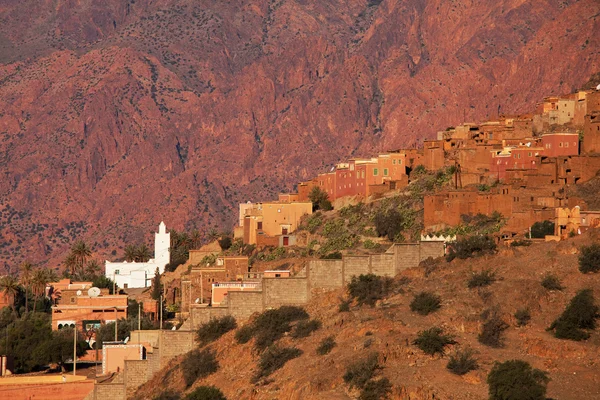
[
  {"xmin": 181, "ymin": 349, "xmax": 218, "ymax": 387},
  {"xmin": 409, "ymin": 292, "xmax": 442, "ymax": 315},
  {"xmin": 154, "ymin": 390, "xmax": 181, "ymax": 400},
  {"xmin": 515, "ymin": 308, "xmax": 531, "ymax": 327},
  {"xmin": 446, "ymin": 235, "xmax": 497, "ymax": 261},
  {"xmin": 578, "ymin": 243, "xmax": 600, "ymax": 273},
  {"xmin": 478, "ymin": 311, "xmax": 509, "ymax": 348},
  {"xmin": 548, "ymin": 289, "xmax": 598, "ymax": 341},
  {"xmin": 185, "ymin": 386, "xmax": 226, "ymax": 400},
  {"xmin": 467, "ymin": 269, "xmax": 496, "ymax": 288},
  {"xmin": 541, "ymin": 274, "xmax": 564, "ymax": 291},
  {"xmin": 343, "ymin": 352, "xmax": 380, "ymax": 389},
  {"xmin": 413, "ymin": 327, "xmax": 456, "ymax": 355},
  {"xmin": 316, "ymin": 336, "xmax": 336, "ymax": 355},
  {"xmin": 252, "ymin": 345, "xmax": 302, "ymax": 382},
  {"xmin": 196, "ymin": 316, "xmax": 237, "ymax": 346},
  {"xmin": 510, "ymin": 239, "xmax": 532, "ymax": 247},
  {"xmin": 234, "ymin": 306, "xmax": 309, "ymax": 350},
  {"xmin": 338, "ymin": 299, "xmax": 351, "ymax": 312},
  {"xmin": 234, "ymin": 325, "xmax": 254, "ymax": 344},
  {"xmin": 347, "ymin": 274, "xmax": 393, "ymax": 306},
  {"xmin": 446, "ymin": 347, "xmax": 478, "ymax": 375},
  {"xmin": 359, "ymin": 377, "xmax": 392, "ymax": 400},
  {"xmin": 291, "ymin": 319, "xmax": 321, "ymax": 339},
  {"xmin": 487, "ymin": 360, "xmax": 549, "ymax": 400}
]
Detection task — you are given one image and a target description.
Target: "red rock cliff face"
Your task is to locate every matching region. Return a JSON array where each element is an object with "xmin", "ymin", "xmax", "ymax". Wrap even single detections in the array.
[{"xmin": 0, "ymin": 0, "xmax": 598, "ymax": 267}]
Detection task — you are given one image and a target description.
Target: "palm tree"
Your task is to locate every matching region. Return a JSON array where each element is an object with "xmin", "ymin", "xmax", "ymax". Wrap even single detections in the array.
[
  {"xmin": 0, "ymin": 275, "xmax": 20, "ymax": 316},
  {"xmin": 124, "ymin": 245, "xmax": 137, "ymax": 262},
  {"xmin": 71, "ymin": 240, "xmax": 92, "ymax": 276},
  {"xmin": 31, "ymin": 269, "xmax": 50, "ymax": 313},
  {"xmin": 19, "ymin": 261, "xmax": 34, "ymax": 312},
  {"xmin": 207, "ymin": 228, "xmax": 220, "ymax": 242},
  {"xmin": 190, "ymin": 229, "xmax": 202, "ymax": 249},
  {"xmin": 135, "ymin": 244, "xmax": 152, "ymax": 262},
  {"xmin": 85, "ymin": 260, "xmax": 101, "ymax": 278},
  {"xmin": 64, "ymin": 253, "xmax": 77, "ymax": 276}
]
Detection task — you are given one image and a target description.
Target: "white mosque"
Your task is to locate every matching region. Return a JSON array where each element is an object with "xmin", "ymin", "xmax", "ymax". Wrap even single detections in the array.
[{"xmin": 105, "ymin": 222, "xmax": 171, "ymax": 289}]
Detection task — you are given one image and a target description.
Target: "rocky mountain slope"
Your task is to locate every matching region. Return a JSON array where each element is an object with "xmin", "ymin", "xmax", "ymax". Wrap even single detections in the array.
[
  {"xmin": 133, "ymin": 230, "xmax": 600, "ymax": 400},
  {"xmin": 0, "ymin": 0, "xmax": 599, "ymax": 268}
]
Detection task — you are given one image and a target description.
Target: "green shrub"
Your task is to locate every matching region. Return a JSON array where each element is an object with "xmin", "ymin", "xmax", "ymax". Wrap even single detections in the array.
[
  {"xmin": 339, "ymin": 299, "xmax": 351, "ymax": 312},
  {"xmin": 347, "ymin": 274, "xmax": 393, "ymax": 306},
  {"xmin": 510, "ymin": 239, "xmax": 532, "ymax": 247},
  {"xmin": 515, "ymin": 309, "xmax": 531, "ymax": 327},
  {"xmin": 196, "ymin": 316, "xmax": 237, "ymax": 346},
  {"xmin": 359, "ymin": 377, "xmax": 392, "ymax": 400},
  {"xmin": 153, "ymin": 390, "xmax": 181, "ymax": 400},
  {"xmin": 309, "ymin": 187, "xmax": 332, "ymax": 211},
  {"xmin": 578, "ymin": 243, "xmax": 600, "ymax": 273},
  {"xmin": 446, "ymin": 235, "xmax": 497, "ymax": 261},
  {"xmin": 234, "ymin": 325, "xmax": 254, "ymax": 344},
  {"xmin": 409, "ymin": 292, "xmax": 442, "ymax": 315},
  {"xmin": 343, "ymin": 353, "xmax": 380, "ymax": 389},
  {"xmin": 252, "ymin": 345, "xmax": 302, "ymax": 382},
  {"xmin": 316, "ymin": 336, "xmax": 336, "ymax": 355},
  {"xmin": 181, "ymin": 349, "xmax": 218, "ymax": 387},
  {"xmin": 530, "ymin": 220, "xmax": 555, "ymax": 239},
  {"xmin": 374, "ymin": 209, "xmax": 404, "ymax": 241},
  {"xmin": 321, "ymin": 251, "xmax": 343, "ymax": 259},
  {"xmin": 467, "ymin": 269, "xmax": 496, "ymax": 288},
  {"xmin": 412, "ymin": 327, "xmax": 456, "ymax": 355},
  {"xmin": 184, "ymin": 386, "xmax": 226, "ymax": 400},
  {"xmin": 291, "ymin": 319, "xmax": 321, "ymax": 339},
  {"xmin": 235, "ymin": 306, "xmax": 309, "ymax": 350},
  {"xmin": 487, "ymin": 360, "xmax": 549, "ymax": 400},
  {"xmin": 548, "ymin": 289, "xmax": 598, "ymax": 341},
  {"xmin": 478, "ymin": 312, "xmax": 509, "ymax": 348},
  {"xmin": 363, "ymin": 239, "xmax": 381, "ymax": 250},
  {"xmin": 305, "ymin": 213, "xmax": 323, "ymax": 233},
  {"xmin": 446, "ymin": 348, "xmax": 478, "ymax": 376},
  {"xmin": 541, "ymin": 274, "xmax": 563, "ymax": 291}
]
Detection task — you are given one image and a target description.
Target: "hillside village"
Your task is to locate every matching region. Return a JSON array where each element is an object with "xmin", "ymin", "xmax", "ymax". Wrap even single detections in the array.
[{"xmin": 1, "ymin": 86, "xmax": 600, "ymax": 400}]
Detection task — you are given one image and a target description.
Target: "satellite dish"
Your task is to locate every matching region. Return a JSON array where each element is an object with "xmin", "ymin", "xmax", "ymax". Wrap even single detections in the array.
[
  {"xmin": 88, "ymin": 287, "xmax": 101, "ymax": 297},
  {"xmin": 194, "ymin": 298, "xmax": 200, "ymax": 304},
  {"xmin": 124, "ymin": 337, "xmax": 129, "ymax": 344},
  {"xmin": 76, "ymin": 290, "xmax": 82, "ymax": 296},
  {"xmin": 596, "ymin": 83, "xmax": 600, "ymax": 91}
]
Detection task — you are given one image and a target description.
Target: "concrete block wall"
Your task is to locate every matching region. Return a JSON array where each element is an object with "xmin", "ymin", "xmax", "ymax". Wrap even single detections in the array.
[
  {"xmin": 228, "ymin": 291, "xmax": 264, "ymax": 321},
  {"xmin": 91, "ymin": 384, "xmax": 126, "ymax": 400},
  {"xmin": 263, "ymin": 278, "xmax": 309, "ymax": 308},
  {"xmin": 308, "ymin": 260, "xmax": 344, "ymax": 289},
  {"xmin": 188, "ymin": 306, "xmax": 230, "ymax": 330},
  {"xmin": 370, "ymin": 253, "xmax": 395, "ymax": 276},
  {"xmin": 392, "ymin": 244, "xmax": 421, "ymax": 272},
  {"xmin": 343, "ymin": 256, "xmax": 371, "ymax": 283},
  {"xmin": 124, "ymin": 360, "xmax": 149, "ymax": 393},
  {"xmin": 159, "ymin": 331, "xmax": 195, "ymax": 365},
  {"xmin": 419, "ymin": 241, "xmax": 445, "ymax": 261}
]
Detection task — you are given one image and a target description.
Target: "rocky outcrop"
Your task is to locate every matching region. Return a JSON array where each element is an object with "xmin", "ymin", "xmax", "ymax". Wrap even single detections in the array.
[{"xmin": 0, "ymin": 0, "xmax": 599, "ymax": 266}]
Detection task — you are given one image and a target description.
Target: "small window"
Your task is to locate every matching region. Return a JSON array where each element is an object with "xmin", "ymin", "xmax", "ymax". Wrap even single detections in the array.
[
  {"xmin": 257, "ymin": 221, "xmax": 263, "ymax": 230},
  {"xmin": 528, "ymin": 152, "xmax": 532, "ymax": 157},
  {"xmin": 373, "ymin": 168, "xmax": 379, "ymax": 176},
  {"xmin": 392, "ymin": 160, "xmax": 396, "ymax": 164},
  {"xmin": 383, "ymin": 168, "xmax": 389, "ymax": 176},
  {"xmin": 115, "ymin": 270, "xmax": 120, "ymax": 275},
  {"xmin": 559, "ymin": 142, "xmax": 563, "ymax": 147},
  {"xmin": 565, "ymin": 142, "xmax": 569, "ymax": 148}
]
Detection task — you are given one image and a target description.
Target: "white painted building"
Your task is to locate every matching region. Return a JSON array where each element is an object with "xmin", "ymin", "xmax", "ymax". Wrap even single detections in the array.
[{"xmin": 105, "ymin": 222, "xmax": 171, "ymax": 289}]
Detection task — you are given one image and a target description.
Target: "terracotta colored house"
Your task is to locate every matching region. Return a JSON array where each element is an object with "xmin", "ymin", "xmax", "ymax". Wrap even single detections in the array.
[
  {"xmin": 189, "ymin": 256, "xmax": 250, "ymax": 304},
  {"xmin": 240, "ymin": 201, "xmax": 312, "ymax": 245},
  {"xmin": 541, "ymin": 133, "xmax": 579, "ymax": 157},
  {"xmin": 51, "ymin": 294, "xmax": 128, "ymax": 347}
]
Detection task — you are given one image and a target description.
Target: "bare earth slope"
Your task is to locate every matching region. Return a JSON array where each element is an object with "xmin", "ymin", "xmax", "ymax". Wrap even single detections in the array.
[
  {"xmin": 0, "ymin": 0, "xmax": 599, "ymax": 266},
  {"xmin": 133, "ymin": 231, "xmax": 600, "ymax": 400}
]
